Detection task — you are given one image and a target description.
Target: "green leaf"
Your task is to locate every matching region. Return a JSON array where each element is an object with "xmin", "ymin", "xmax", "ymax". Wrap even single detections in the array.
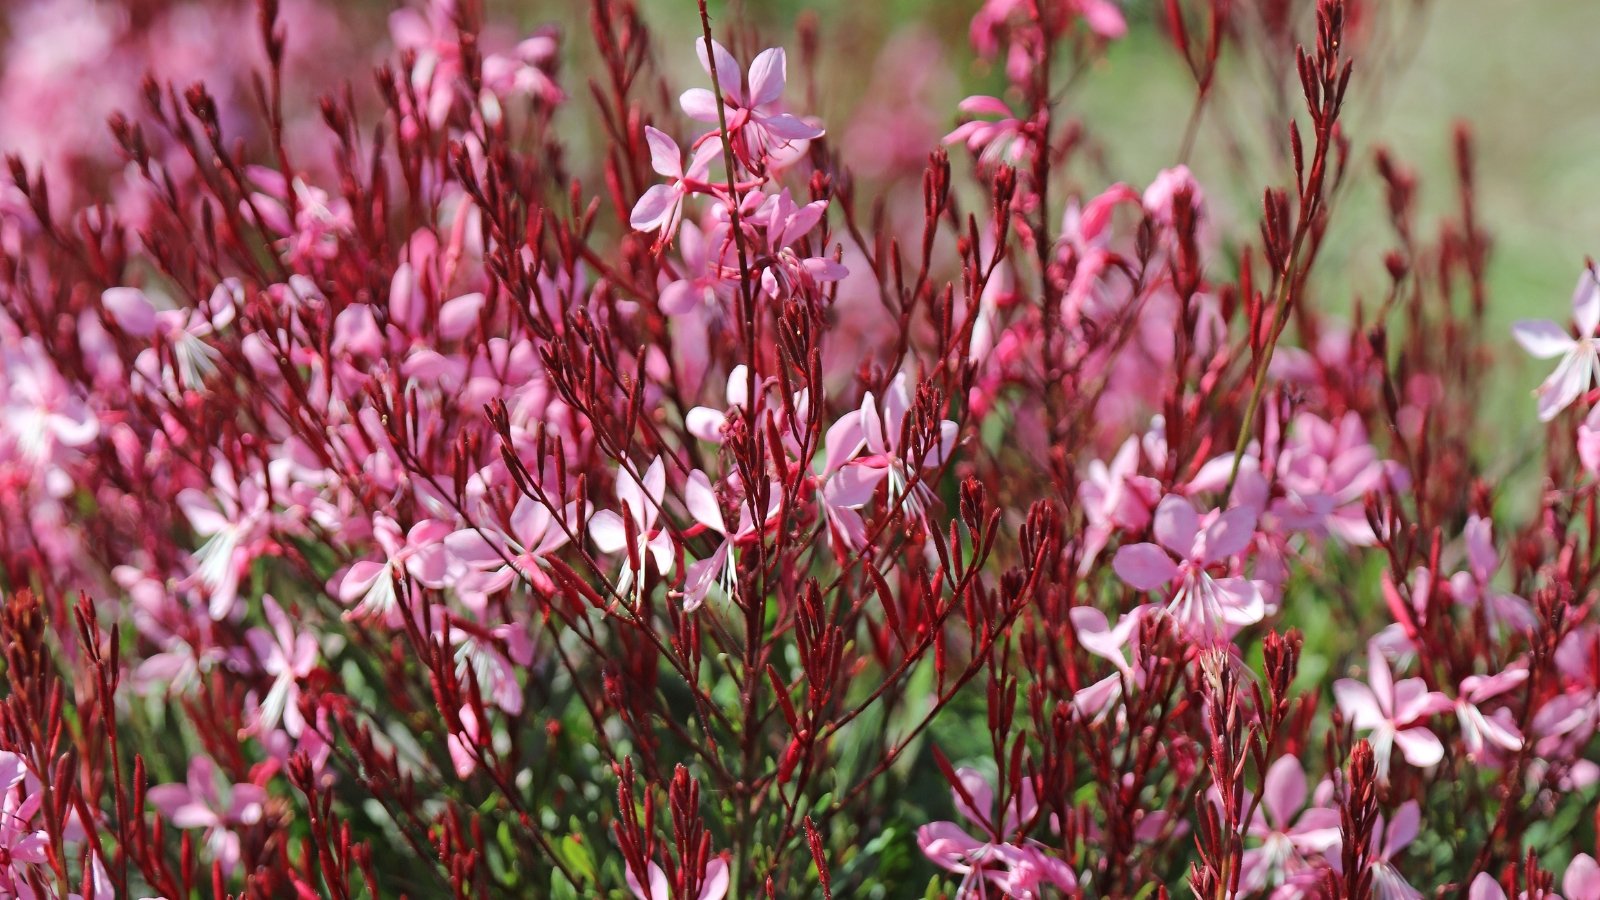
[
  {"xmin": 561, "ymin": 835, "xmax": 597, "ymax": 883},
  {"xmin": 551, "ymin": 870, "xmax": 580, "ymax": 900}
]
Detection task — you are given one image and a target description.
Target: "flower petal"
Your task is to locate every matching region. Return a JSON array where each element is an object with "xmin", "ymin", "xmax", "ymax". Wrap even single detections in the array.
[{"xmin": 1112, "ymin": 543, "xmax": 1178, "ymax": 591}]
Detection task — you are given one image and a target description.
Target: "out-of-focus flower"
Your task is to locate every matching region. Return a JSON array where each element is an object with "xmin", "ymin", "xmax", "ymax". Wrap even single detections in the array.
[
  {"xmin": 626, "ymin": 857, "xmax": 730, "ymax": 900},
  {"xmin": 147, "ymin": 756, "xmax": 266, "ymax": 873}
]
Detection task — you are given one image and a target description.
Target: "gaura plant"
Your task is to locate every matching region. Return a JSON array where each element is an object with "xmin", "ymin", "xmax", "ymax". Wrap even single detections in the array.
[{"xmin": 1, "ymin": 0, "xmax": 1599, "ymax": 896}]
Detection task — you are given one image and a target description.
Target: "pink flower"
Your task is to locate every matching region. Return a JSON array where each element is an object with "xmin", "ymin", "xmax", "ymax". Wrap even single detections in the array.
[
  {"xmin": 1454, "ymin": 666, "xmax": 1528, "ymax": 759},
  {"xmin": 147, "ymin": 756, "xmax": 266, "ymax": 873},
  {"xmin": 944, "ymin": 95, "xmax": 1035, "ymax": 168},
  {"xmin": 680, "ymin": 470, "xmax": 779, "ymax": 611},
  {"xmin": 626, "ymin": 857, "xmax": 729, "ymax": 900},
  {"xmin": 755, "ymin": 189, "xmax": 848, "ymax": 299},
  {"xmin": 916, "ymin": 768, "xmax": 1077, "ymax": 900},
  {"xmin": 178, "ymin": 459, "xmax": 273, "ymax": 619},
  {"xmin": 480, "ymin": 29, "xmax": 565, "ymax": 107},
  {"xmin": 1579, "ymin": 405, "xmax": 1600, "ymax": 476},
  {"xmin": 245, "ymin": 169, "xmax": 353, "ymax": 263},
  {"xmin": 1068, "ymin": 605, "xmax": 1149, "ymax": 718},
  {"xmin": 334, "ymin": 516, "xmax": 458, "ymax": 621},
  {"xmin": 1077, "ymin": 435, "xmax": 1161, "ymax": 575},
  {"xmin": 1513, "ymin": 266, "xmax": 1600, "ymax": 421},
  {"xmin": 1333, "ymin": 646, "xmax": 1453, "ymax": 781},
  {"xmin": 1233, "ymin": 757, "xmax": 1340, "ymax": 894},
  {"xmin": 589, "ymin": 456, "xmax": 675, "ymax": 602},
  {"xmin": 631, "ymin": 126, "xmax": 723, "ymax": 246},
  {"xmin": 660, "ymin": 221, "xmax": 740, "ymax": 318},
  {"xmin": 1567, "ymin": 854, "xmax": 1600, "ymax": 900},
  {"xmin": 1271, "ymin": 411, "xmax": 1396, "ymax": 546},
  {"xmin": 679, "ymin": 40, "xmax": 823, "ymax": 168},
  {"xmin": 685, "ymin": 365, "xmax": 750, "ymax": 444},
  {"xmin": 1, "ymin": 338, "xmax": 98, "ymax": 474},
  {"xmin": 243, "ymin": 595, "xmax": 319, "ymax": 737},
  {"xmin": 1327, "ymin": 801, "xmax": 1423, "ymax": 900},
  {"xmin": 448, "ymin": 619, "xmax": 530, "ymax": 715},
  {"xmin": 1111, "ymin": 494, "xmax": 1265, "ymax": 644},
  {"xmin": 1448, "ymin": 515, "xmax": 1537, "ymax": 633},
  {"xmin": 830, "ymin": 373, "xmax": 959, "ymax": 519},
  {"xmin": 0, "ymin": 752, "xmax": 48, "ymax": 896},
  {"xmin": 447, "ymin": 500, "xmax": 575, "ymax": 607}
]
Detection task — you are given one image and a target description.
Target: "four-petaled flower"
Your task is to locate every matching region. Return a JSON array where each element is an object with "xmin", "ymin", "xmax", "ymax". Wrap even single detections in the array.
[
  {"xmin": 1112, "ymin": 494, "xmax": 1265, "ymax": 645},
  {"xmin": 631, "ymin": 126, "xmax": 723, "ymax": 246},
  {"xmin": 1513, "ymin": 266, "xmax": 1600, "ymax": 421},
  {"xmin": 147, "ymin": 756, "xmax": 267, "ymax": 873},
  {"xmin": 679, "ymin": 39, "xmax": 823, "ymax": 168},
  {"xmin": 916, "ymin": 767, "xmax": 1078, "ymax": 900},
  {"xmin": 590, "ymin": 457, "xmax": 675, "ymax": 603},
  {"xmin": 1333, "ymin": 646, "xmax": 1453, "ymax": 781}
]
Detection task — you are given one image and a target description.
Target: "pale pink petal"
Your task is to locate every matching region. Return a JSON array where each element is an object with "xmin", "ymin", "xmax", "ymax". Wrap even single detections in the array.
[
  {"xmin": 1080, "ymin": 0, "xmax": 1128, "ymax": 38},
  {"xmin": 438, "ymin": 292, "xmax": 486, "ymax": 341},
  {"xmin": 1537, "ymin": 348, "xmax": 1592, "ymax": 422},
  {"xmin": 700, "ymin": 858, "xmax": 730, "ymax": 900},
  {"xmin": 681, "ymin": 542, "xmax": 728, "ymax": 611},
  {"xmin": 103, "ymin": 287, "xmax": 158, "ymax": 337},
  {"xmin": 952, "ymin": 768, "xmax": 995, "ymax": 831},
  {"xmin": 589, "ymin": 510, "xmax": 628, "ymax": 554},
  {"xmin": 1392, "ymin": 726, "xmax": 1445, "ymax": 768},
  {"xmin": 626, "ymin": 860, "xmax": 671, "ymax": 900},
  {"xmin": 1468, "ymin": 873, "xmax": 1508, "ymax": 900},
  {"xmin": 660, "ymin": 279, "xmax": 703, "ymax": 316},
  {"xmin": 630, "ymin": 185, "xmax": 679, "ymax": 233},
  {"xmin": 695, "ymin": 38, "xmax": 744, "ymax": 105},
  {"xmin": 336, "ymin": 560, "xmax": 387, "ymax": 604},
  {"xmin": 679, "ymin": 88, "xmax": 722, "ymax": 123},
  {"xmin": 1333, "ymin": 680, "xmax": 1385, "ymax": 730},
  {"xmin": 759, "ymin": 112, "xmax": 824, "ymax": 141},
  {"xmin": 825, "ymin": 464, "xmax": 886, "ymax": 509},
  {"xmin": 1577, "ymin": 270, "xmax": 1600, "ymax": 335},
  {"xmin": 917, "ymin": 821, "xmax": 984, "ymax": 872},
  {"xmin": 822, "ymin": 410, "xmax": 865, "ymax": 473},
  {"xmin": 1112, "ymin": 543, "xmax": 1178, "ymax": 591},
  {"xmin": 1152, "ymin": 495, "xmax": 1200, "ymax": 558},
  {"xmin": 746, "ymin": 47, "xmax": 786, "ymax": 108},
  {"xmin": 1261, "ymin": 756, "xmax": 1307, "ymax": 828},
  {"xmin": 1512, "ymin": 319, "xmax": 1576, "ymax": 358},
  {"xmin": 1565, "ymin": 853, "xmax": 1600, "ymax": 900},
  {"xmin": 685, "ymin": 470, "xmax": 727, "ymax": 534},
  {"xmin": 1199, "ymin": 506, "xmax": 1257, "ymax": 563},
  {"xmin": 686, "ymin": 406, "xmax": 728, "ymax": 442},
  {"xmin": 1213, "ymin": 576, "xmax": 1265, "ymax": 625},
  {"xmin": 1384, "ymin": 800, "xmax": 1422, "ymax": 854},
  {"xmin": 642, "ymin": 126, "xmax": 683, "ymax": 178},
  {"xmin": 957, "ymin": 95, "xmax": 1012, "ymax": 117}
]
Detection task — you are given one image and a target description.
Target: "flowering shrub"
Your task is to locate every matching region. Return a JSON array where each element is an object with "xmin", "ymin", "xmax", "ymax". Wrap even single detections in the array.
[{"xmin": 2, "ymin": 0, "xmax": 1599, "ymax": 896}]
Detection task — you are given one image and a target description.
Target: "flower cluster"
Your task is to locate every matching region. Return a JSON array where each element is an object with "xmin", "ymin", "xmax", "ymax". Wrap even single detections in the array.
[{"xmin": 0, "ymin": 0, "xmax": 1598, "ymax": 897}]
